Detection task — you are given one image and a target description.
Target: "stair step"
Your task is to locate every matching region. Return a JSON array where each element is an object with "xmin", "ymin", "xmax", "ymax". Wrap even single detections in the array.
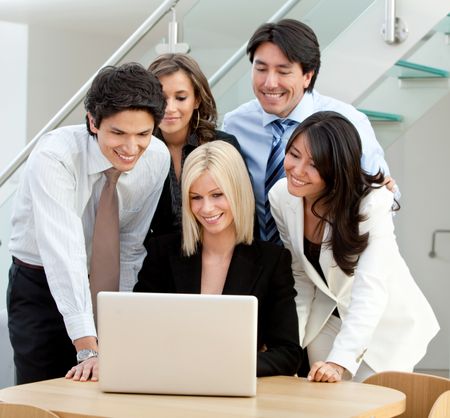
[
  {"xmin": 395, "ymin": 60, "xmax": 449, "ymax": 79},
  {"xmin": 358, "ymin": 109, "xmax": 403, "ymax": 122}
]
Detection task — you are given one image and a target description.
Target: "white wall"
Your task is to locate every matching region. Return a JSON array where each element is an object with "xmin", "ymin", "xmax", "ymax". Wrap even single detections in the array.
[
  {"xmin": 386, "ymin": 93, "xmax": 450, "ymax": 372},
  {"xmin": 0, "ymin": 21, "xmax": 27, "ymax": 176},
  {"xmin": 0, "ymin": 22, "xmax": 25, "ymax": 389},
  {"xmin": 26, "ymin": 25, "xmax": 125, "ymax": 140}
]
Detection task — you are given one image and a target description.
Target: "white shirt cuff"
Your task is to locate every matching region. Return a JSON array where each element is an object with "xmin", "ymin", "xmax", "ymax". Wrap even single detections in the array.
[{"xmin": 64, "ymin": 312, "xmax": 97, "ymax": 342}]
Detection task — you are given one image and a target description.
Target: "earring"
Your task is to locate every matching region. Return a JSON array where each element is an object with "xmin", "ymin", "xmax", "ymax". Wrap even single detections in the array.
[{"xmin": 194, "ymin": 109, "xmax": 200, "ymax": 130}]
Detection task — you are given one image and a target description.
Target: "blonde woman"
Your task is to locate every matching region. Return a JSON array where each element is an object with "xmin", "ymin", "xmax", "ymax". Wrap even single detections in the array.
[{"xmin": 135, "ymin": 141, "xmax": 301, "ymax": 376}]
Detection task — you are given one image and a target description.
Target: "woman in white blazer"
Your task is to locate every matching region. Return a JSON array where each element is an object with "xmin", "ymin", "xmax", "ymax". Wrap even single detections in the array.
[{"xmin": 269, "ymin": 111, "xmax": 439, "ymax": 383}]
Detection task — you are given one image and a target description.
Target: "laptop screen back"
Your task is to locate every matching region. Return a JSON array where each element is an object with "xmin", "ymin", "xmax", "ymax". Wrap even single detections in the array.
[{"xmin": 98, "ymin": 292, "xmax": 257, "ymax": 396}]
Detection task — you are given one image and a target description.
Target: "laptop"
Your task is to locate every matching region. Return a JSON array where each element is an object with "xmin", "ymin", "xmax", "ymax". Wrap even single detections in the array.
[{"xmin": 97, "ymin": 291, "xmax": 258, "ymax": 396}]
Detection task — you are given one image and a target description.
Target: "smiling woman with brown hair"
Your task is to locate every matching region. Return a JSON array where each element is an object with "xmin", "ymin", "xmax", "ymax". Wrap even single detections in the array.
[{"xmin": 145, "ymin": 53, "xmax": 240, "ymax": 239}]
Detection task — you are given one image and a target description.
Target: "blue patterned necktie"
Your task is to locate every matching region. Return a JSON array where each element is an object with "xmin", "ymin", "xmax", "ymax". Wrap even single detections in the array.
[{"xmin": 264, "ymin": 119, "xmax": 297, "ymax": 244}]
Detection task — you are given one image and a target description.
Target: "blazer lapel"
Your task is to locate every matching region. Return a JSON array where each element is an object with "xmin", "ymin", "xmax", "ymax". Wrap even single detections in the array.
[
  {"xmin": 169, "ymin": 244, "xmax": 262, "ymax": 295},
  {"xmin": 170, "ymin": 252, "xmax": 202, "ymax": 293},
  {"xmin": 319, "ymin": 224, "xmax": 351, "ymax": 300},
  {"xmin": 303, "ymin": 253, "xmax": 335, "ymax": 301},
  {"xmin": 319, "ymin": 223, "xmax": 335, "ymax": 291},
  {"xmin": 287, "ymin": 196, "xmax": 335, "ymax": 300},
  {"xmin": 223, "ymin": 244, "xmax": 262, "ymax": 295}
]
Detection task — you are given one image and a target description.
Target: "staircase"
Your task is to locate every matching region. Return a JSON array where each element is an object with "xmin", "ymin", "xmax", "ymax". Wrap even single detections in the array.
[{"xmin": 356, "ymin": 14, "xmax": 449, "ymax": 149}]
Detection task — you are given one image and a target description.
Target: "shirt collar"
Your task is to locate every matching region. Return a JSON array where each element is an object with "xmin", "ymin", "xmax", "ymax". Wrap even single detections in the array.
[
  {"xmin": 261, "ymin": 91, "xmax": 315, "ymax": 127},
  {"xmin": 159, "ymin": 131, "xmax": 199, "ymax": 151},
  {"xmin": 186, "ymin": 132, "xmax": 200, "ymax": 147},
  {"xmin": 87, "ymin": 135, "xmax": 113, "ymax": 175}
]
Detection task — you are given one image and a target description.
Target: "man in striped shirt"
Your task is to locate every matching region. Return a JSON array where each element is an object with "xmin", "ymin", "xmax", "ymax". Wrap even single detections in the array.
[{"xmin": 7, "ymin": 63, "xmax": 170, "ymax": 384}]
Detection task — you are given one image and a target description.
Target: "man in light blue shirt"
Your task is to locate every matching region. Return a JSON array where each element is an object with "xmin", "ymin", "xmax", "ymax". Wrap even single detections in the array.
[{"xmin": 223, "ymin": 19, "xmax": 394, "ymax": 240}]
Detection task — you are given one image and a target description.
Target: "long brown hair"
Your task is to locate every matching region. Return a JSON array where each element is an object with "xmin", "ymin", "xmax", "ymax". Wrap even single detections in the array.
[{"xmin": 148, "ymin": 53, "xmax": 217, "ymax": 143}]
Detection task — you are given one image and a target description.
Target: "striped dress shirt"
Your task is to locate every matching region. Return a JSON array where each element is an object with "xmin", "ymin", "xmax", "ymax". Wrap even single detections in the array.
[{"xmin": 9, "ymin": 124, "xmax": 170, "ymax": 341}]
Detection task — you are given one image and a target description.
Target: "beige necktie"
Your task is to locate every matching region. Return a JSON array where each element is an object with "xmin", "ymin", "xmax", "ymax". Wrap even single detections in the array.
[{"xmin": 90, "ymin": 168, "xmax": 121, "ymax": 319}]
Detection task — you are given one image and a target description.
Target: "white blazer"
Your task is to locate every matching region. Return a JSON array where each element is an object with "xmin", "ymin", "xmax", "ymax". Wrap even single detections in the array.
[{"xmin": 269, "ymin": 178, "xmax": 439, "ymax": 375}]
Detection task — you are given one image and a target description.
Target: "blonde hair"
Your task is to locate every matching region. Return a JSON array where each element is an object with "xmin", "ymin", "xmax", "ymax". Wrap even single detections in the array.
[{"xmin": 181, "ymin": 141, "xmax": 255, "ymax": 255}]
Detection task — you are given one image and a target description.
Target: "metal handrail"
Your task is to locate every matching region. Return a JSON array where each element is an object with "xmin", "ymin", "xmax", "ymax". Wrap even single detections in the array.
[
  {"xmin": 0, "ymin": 0, "xmax": 179, "ymax": 188},
  {"xmin": 429, "ymin": 229, "xmax": 450, "ymax": 258},
  {"xmin": 208, "ymin": 0, "xmax": 300, "ymax": 88}
]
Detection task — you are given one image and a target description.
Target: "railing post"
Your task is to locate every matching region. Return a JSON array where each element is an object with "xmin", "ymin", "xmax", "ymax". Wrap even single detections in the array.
[{"xmin": 381, "ymin": 0, "xmax": 408, "ymax": 44}]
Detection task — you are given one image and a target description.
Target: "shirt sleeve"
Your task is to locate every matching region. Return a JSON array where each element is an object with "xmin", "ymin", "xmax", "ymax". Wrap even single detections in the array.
[
  {"xmin": 27, "ymin": 149, "xmax": 96, "ymax": 342},
  {"xmin": 351, "ymin": 112, "xmax": 400, "ymax": 201},
  {"xmin": 346, "ymin": 112, "xmax": 388, "ymax": 176}
]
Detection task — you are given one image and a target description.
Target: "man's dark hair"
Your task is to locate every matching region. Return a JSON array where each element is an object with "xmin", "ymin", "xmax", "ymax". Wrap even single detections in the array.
[
  {"xmin": 246, "ymin": 19, "xmax": 321, "ymax": 92},
  {"xmin": 84, "ymin": 62, "xmax": 166, "ymax": 135}
]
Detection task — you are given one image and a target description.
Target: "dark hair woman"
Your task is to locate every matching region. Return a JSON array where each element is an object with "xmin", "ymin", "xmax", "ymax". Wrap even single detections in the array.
[{"xmin": 269, "ymin": 111, "xmax": 439, "ymax": 383}]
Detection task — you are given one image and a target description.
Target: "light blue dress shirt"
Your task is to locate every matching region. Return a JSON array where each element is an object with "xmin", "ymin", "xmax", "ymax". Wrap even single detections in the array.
[{"xmin": 223, "ymin": 90, "xmax": 391, "ymax": 238}]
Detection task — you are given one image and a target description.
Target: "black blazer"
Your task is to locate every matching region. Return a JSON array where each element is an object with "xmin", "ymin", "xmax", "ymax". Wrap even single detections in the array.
[{"xmin": 135, "ymin": 234, "xmax": 302, "ymax": 377}]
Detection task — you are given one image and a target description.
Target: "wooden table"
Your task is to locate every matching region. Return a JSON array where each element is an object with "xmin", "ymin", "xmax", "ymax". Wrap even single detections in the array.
[{"xmin": 0, "ymin": 376, "xmax": 405, "ymax": 418}]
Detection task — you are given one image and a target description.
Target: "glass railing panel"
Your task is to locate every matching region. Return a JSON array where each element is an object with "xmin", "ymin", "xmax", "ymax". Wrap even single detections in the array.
[
  {"xmin": 43, "ymin": 16, "xmax": 171, "ymax": 130},
  {"xmin": 52, "ymin": 15, "xmax": 174, "ymax": 128},
  {"xmin": 355, "ymin": 13, "xmax": 450, "ymax": 150},
  {"xmin": 48, "ymin": 9, "xmax": 192, "ymax": 126},
  {"xmin": 433, "ymin": 13, "xmax": 450, "ymax": 34},
  {"xmin": 298, "ymin": 0, "xmax": 376, "ymax": 49},
  {"xmin": 213, "ymin": 0, "xmax": 377, "ymax": 122},
  {"xmin": 183, "ymin": 0, "xmax": 287, "ymax": 80}
]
